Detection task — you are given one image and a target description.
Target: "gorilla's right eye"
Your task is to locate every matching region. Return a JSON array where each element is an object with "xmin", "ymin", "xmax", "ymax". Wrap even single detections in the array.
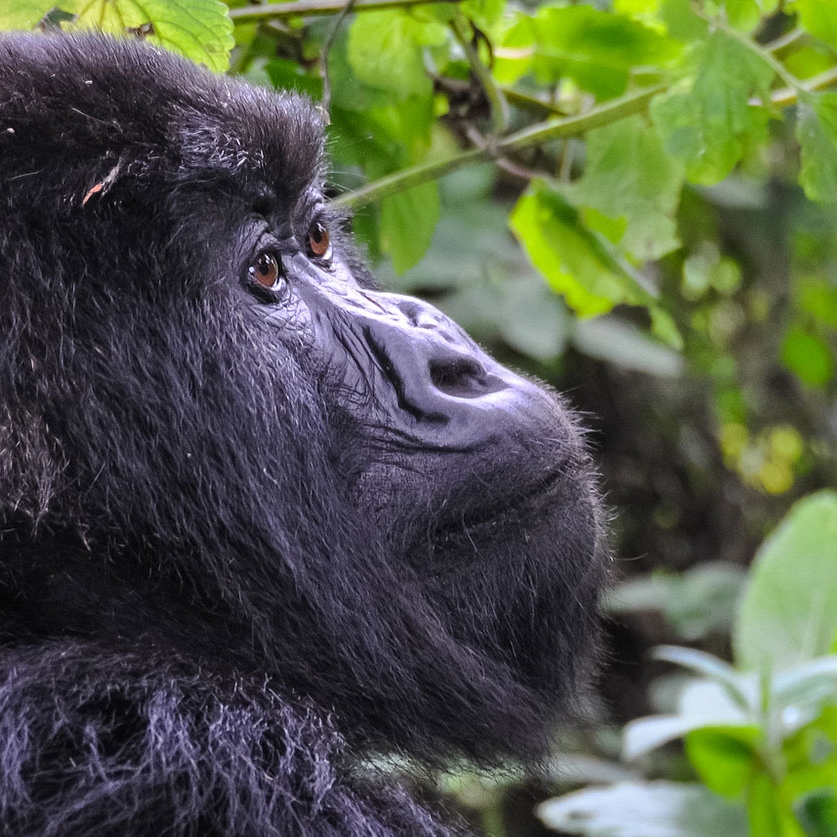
[{"xmin": 249, "ymin": 252, "xmax": 284, "ymax": 290}]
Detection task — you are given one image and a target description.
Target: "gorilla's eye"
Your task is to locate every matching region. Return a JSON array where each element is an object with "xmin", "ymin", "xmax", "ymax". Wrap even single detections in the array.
[
  {"xmin": 307, "ymin": 221, "xmax": 332, "ymax": 261},
  {"xmin": 249, "ymin": 252, "xmax": 284, "ymax": 290}
]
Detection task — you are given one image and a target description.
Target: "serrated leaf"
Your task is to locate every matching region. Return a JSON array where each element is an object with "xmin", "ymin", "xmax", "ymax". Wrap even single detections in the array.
[
  {"xmin": 506, "ymin": 5, "xmax": 680, "ymax": 98},
  {"xmin": 568, "ymin": 115, "xmax": 684, "ymax": 260},
  {"xmin": 537, "ymin": 781, "xmax": 749, "ymax": 837},
  {"xmin": 379, "ymin": 182, "xmax": 440, "ymax": 274},
  {"xmin": 734, "ymin": 491, "xmax": 837, "ymax": 672},
  {"xmin": 797, "ymin": 93, "xmax": 837, "ymax": 204},
  {"xmin": 651, "ymin": 30, "xmax": 774, "ymax": 183},
  {"xmin": 1, "ymin": 0, "xmax": 234, "ymax": 70}
]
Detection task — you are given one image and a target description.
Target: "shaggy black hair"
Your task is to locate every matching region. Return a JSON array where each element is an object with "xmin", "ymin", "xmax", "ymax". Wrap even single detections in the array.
[{"xmin": 0, "ymin": 32, "xmax": 607, "ymax": 835}]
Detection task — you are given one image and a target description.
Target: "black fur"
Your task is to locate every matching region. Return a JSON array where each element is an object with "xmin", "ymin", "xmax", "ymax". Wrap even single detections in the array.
[{"xmin": 0, "ymin": 33, "xmax": 607, "ymax": 836}]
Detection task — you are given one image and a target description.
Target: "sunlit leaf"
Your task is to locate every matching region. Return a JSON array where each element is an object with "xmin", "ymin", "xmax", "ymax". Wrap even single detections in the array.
[
  {"xmin": 501, "ymin": 4, "xmax": 680, "ymax": 98},
  {"xmin": 798, "ymin": 0, "xmax": 837, "ymax": 50},
  {"xmin": 7, "ymin": 0, "xmax": 234, "ymax": 71}
]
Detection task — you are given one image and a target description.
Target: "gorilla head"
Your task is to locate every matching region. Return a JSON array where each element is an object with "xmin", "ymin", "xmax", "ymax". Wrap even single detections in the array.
[{"xmin": 0, "ymin": 32, "xmax": 606, "ymax": 835}]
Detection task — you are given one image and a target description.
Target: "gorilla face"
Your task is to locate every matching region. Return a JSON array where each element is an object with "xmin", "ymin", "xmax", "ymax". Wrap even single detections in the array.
[{"xmin": 0, "ymin": 32, "xmax": 606, "ymax": 769}]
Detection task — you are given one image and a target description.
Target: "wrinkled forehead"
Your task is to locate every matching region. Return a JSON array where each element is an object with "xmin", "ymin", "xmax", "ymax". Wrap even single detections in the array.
[
  {"xmin": 0, "ymin": 32, "xmax": 326, "ymax": 202},
  {"xmin": 173, "ymin": 77, "xmax": 327, "ymax": 199}
]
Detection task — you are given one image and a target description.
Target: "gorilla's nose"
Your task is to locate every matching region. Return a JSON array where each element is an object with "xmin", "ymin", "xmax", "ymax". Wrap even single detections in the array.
[{"xmin": 364, "ymin": 292, "xmax": 511, "ymax": 412}]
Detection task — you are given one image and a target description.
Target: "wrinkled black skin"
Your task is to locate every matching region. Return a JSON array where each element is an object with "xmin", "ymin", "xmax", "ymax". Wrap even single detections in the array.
[{"xmin": 0, "ymin": 33, "xmax": 606, "ymax": 836}]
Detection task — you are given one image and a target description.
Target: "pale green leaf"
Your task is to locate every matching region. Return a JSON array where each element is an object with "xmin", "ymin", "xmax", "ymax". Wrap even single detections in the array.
[
  {"xmin": 651, "ymin": 30, "xmax": 774, "ymax": 183},
  {"xmin": 734, "ymin": 491, "xmax": 837, "ymax": 672},
  {"xmin": 510, "ymin": 5, "xmax": 680, "ymax": 98},
  {"xmin": 537, "ymin": 781, "xmax": 749, "ymax": 836},
  {"xmin": 568, "ymin": 115, "xmax": 684, "ymax": 260},
  {"xmin": 797, "ymin": 93, "xmax": 837, "ymax": 204},
  {"xmin": 798, "ymin": 0, "xmax": 837, "ymax": 49}
]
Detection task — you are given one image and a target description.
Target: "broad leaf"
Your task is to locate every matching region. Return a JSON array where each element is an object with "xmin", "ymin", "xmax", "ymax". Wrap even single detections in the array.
[
  {"xmin": 498, "ymin": 5, "xmax": 679, "ymax": 98},
  {"xmin": 651, "ymin": 30, "xmax": 774, "ymax": 184},
  {"xmin": 537, "ymin": 781, "xmax": 748, "ymax": 836},
  {"xmin": 379, "ymin": 183, "xmax": 440, "ymax": 275},
  {"xmin": 797, "ymin": 93, "xmax": 837, "ymax": 204},
  {"xmin": 0, "ymin": 0, "xmax": 233, "ymax": 70},
  {"xmin": 734, "ymin": 491, "xmax": 837, "ymax": 672},
  {"xmin": 568, "ymin": 115, "xmax": 684, "ymax": 260}
]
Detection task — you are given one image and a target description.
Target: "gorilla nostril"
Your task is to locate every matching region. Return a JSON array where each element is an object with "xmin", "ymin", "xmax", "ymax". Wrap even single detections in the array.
[{"xmin": 429, "ymin": 359, "xmax": 505, "ymax": 399}]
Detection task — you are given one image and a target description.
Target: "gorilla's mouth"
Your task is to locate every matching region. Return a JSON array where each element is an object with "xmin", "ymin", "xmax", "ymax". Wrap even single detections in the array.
[{"xmin": 431, "ymin": 464, "xmax": 576, "ymax": 546}]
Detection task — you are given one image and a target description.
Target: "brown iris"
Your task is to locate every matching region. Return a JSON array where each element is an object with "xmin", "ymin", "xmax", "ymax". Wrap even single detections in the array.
[
  {"xmin": 307, "ymin": 221, "xmax": 331, "ymax": 260},
  {"xmin": 249, "ymin": 252, "xmax": 282, "ymax": 289}
]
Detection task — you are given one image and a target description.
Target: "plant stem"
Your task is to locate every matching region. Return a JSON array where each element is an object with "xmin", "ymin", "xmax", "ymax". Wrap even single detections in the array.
[
  {"xmin": 229, "ymin": 0, "xmax": 456, "ymax": 20},
  {"xmin": 333, "ymin": 84, "xmax": 664, "ymax": 209}
]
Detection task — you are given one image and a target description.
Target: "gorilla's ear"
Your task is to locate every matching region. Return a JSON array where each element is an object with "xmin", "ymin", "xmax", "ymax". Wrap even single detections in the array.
[{"xmin": 0, "ymin": 407, "xmax": 62, "ymax": 525}]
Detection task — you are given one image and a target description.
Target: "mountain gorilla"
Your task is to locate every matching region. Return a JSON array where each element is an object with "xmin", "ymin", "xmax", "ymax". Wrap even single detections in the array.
[{"xmin": 0, "ymin": 32, "xmax": 606, "ymax": 836}]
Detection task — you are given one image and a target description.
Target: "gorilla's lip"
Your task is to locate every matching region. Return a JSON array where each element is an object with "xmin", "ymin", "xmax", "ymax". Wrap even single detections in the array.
[{"xmin": 431, "ymin": 464, "xmax": 571, "ymax": 543}]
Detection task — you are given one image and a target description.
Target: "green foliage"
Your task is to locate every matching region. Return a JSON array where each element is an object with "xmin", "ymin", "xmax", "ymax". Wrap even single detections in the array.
[
  {"xmin": 543, "ymin": 492, "xmax": 837, "ymax": 837},
  {"xmin": 735, "ymin": 492, "xmax": 837, "ymax": 671},
  {"xmin": 0, "ymin": 0, "xmax": 233, "ymax": 71}
]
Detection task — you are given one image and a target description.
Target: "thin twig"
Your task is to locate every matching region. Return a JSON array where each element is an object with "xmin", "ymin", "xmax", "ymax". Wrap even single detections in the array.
[
  {"xmin": 320, "ymin": 0, "xmax": 358, "ymax": 115},
  {"xmin": 229, "ymin": 0, "xmax": 456, "ymax": 21},
  {"xmin": 333, "ymin": 84, "xmax": 665, "ymax": 209}
]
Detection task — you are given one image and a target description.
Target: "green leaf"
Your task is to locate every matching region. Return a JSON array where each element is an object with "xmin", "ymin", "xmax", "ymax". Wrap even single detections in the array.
[
  {"xmin": 660, "ymin": 0, "xmax": 709, "ymax": 41},
  {"xmin": 510, "ymin": 181, "xmax": 682, "ymax": 346},
  {"xmin": 734, "ymin": 491, "xmax": 837, "ymax": 672},
  {"xmin": 347, "ymin": 10, "xmax": 446, "ymax": 99},
  {"xmin": 723, "ymin": 0, "xmax": 780, "ymax": 32},
  {"xmin": 746, "ymin": 773, "xmax": 786, "ymax": 837},
  {"xmin": 510, "ymin": 182, "xmax": 641, "ymax": 318},
  {"xmin": 795, "ymin": 788, "xmax": 837, "ymax": 837},
  {"xmin": 685, "ymin": 727, "xmax": 761, "ymax": 797},
  {"xmin": 506, "ymin": 5, "xmax": 680, "ymax": 99},
  {"xmin": 379, "ymin": 182, "xmax": 440, "ymax": 274},
  {"xmin": 0, "ymin": 0, "xmax": 52, "ymax": 28},
  {"xmin": 798, "ymin": 0, "xmax": 837, "ymax": 50},
  {"xmin": 651, "ymin": 30, "xmax": 774, "ymax": 184},
  {"xmin": 797, "ymin": 93, "xmax": 837, "ymax": 204},
  {"xmin": 781, "ymin": 326, "xmax": 835, "ymax": 388},
  {"xmin": 0, "ymin": 0, "xmax": 234, "ymax": 70},
  {"xmin": 568, "ymin": 115, "xmax": 684, "ymax": 260},
  {"xmin": 537, "ymin": 781, "xmax": 749, "ymax": 837}
]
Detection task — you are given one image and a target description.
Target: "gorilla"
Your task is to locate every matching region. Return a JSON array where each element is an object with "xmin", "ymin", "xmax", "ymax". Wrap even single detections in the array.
[{"xmin": 0, "ymin": 32, "xmax": 606, "ymax": 836}]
